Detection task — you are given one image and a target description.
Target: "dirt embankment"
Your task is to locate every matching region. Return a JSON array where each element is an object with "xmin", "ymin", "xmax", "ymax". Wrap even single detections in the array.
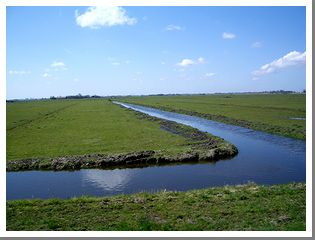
[{"xmin": 7, "ymin": 109, "xmax": 238, "ymax": 171}]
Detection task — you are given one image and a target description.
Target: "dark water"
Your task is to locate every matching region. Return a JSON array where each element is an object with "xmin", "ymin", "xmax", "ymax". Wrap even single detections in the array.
[{"xmin": 7, "ymin": 102, "xmax": 306, "ymax": 200}]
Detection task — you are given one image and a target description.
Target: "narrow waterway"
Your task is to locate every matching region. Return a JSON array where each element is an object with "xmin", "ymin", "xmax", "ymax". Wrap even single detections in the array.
[{"xmin": 7, "ymin": 102, "xmax": 305, "ymax": 200}]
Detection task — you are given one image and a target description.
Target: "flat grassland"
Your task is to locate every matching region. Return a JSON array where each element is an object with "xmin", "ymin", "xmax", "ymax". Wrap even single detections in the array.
[
  {"xmin": 118, "ymin": 93, "xmax": 306, "ymax": 139},
  {"xmin": 7, "ymin": 99, "xmax": 186, "ymax": 160},
  {"xmin": 7, "ymin": 183, "xmax": 305, "ymax": 231},
  {"xmin": 7, "ymin": 99, "xmax": 236, "ymax": 170}
]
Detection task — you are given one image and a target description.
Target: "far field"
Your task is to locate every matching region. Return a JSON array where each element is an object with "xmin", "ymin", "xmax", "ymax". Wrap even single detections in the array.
[{"xmin": 118, "ymin": 93, "xmax": 306, "ymax": 139}]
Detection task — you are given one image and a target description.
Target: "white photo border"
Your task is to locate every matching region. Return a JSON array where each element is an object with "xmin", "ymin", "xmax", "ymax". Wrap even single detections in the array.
[{"xmin": 1, "ymin": 0, "xmax": 312, "ymax": 238}]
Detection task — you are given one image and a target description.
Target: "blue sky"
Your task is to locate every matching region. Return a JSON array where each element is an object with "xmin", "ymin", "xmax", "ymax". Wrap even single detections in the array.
[{"xmin": 7, "ymin": 6, "xmax": 306, "ymax": 99}]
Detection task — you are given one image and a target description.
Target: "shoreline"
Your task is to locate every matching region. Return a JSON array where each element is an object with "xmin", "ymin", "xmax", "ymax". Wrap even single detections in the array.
[{"xmin": 115, "ymin": 100, "xmax": 306, "ymax": 140}]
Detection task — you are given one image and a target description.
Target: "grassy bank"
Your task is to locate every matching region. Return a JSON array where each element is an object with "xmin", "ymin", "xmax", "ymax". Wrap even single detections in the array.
[
  {"xmin": 7, "ymin": 99, "xmax": 237, "ymax": 170},
  {"xmin": 7, "ymin": 182, "xmax": 305, "ymax": 231},
  {"xmin": 117, "ymin": 93, "xmax": 306, "ymax": 140}
]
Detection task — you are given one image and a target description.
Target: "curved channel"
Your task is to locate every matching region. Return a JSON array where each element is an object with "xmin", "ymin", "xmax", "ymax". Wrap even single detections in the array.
[{"xmin": 7, "ymin": 102, "xmax": 306, "ymax": 200}]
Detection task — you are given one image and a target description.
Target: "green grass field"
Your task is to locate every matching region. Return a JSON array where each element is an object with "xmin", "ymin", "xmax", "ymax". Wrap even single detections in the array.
[
  {"xmin": 7, "ymin": 99, "xmax": 237, "ymax": 169},
  {"xmin": 118, "ymin": 93, "xmax": 306, "ymax": 139},
  {"xmin": 7, "ymin": 183, "xmax": 305, "ymax": 231},
  {"xmin": 7, "ymin": 99, "xmax": 192, "ymax": 161}
]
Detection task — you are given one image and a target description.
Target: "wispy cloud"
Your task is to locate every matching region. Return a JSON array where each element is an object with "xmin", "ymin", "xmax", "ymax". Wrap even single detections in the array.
[
  {"xmin": 197, "ymin": 57, "xmax": 205, "ymax": 64},
  {"xmin": 200, "ymin": 72, "xmax": 215, "ymax": 80},
  {"xmin": 222, "ymin": 32, "xmax": 236, "ymax": 39},
  {"xmin": 107, "ymin": 57, "xmax": 115, "ymax": 62},
  {"xmin": 177, "ymin": 59, "xmax": 194, "ymax": 67},
  {"xmin": 50, "ymin": 61, "xmax": 67, "ymax": 71},
  {"xmin": 252, "ymin": 51, "xmax": 306, "ymax": 80},
  {"xmin": 176, "ymin": 57, "xmax": 205, "ymax": 67},
  {"xmin": 42, "ymin": 73, "xmax": 52, "ymax": 78},
  {"xmin": 75, "ymin": 6, "xmax": 137, "ymax": 28},
  {"xmin": 9, "ymin": 70, "xmax": 31, "ymax": 75},
  {"xmin": 205, "ymin": 73, "xmax": 215, "ymax": 77},
  {"xmin": 41, "ymin": 61, "xmax": 67, "ymax": 78},
  {"xmin": 165, "ymin": 24, "xmax": 183, "ymax": 31},
  {"xmin": 107, "ymin": 57, "xmax": 130, "ymax": 66},
  {"xmin": 251, "ymin": 41, "xmax": 263, "ymax": 48}
]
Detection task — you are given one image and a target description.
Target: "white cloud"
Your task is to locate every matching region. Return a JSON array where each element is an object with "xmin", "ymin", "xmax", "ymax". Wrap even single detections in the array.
[
  {"xmin": 42, "ymin": 61, "xmax": 66, "ymax": 78},
  {"xmin": 222, "ymin": 32, "xmax": 236, "ymax": 39},
  {"xmin": 197, "ymin": 57, "xmax": 205, "ymax": 64},
  {"xmin": 251, "ymin": 41, "xmax": 263, "ymax": 48},
  {"xmin": 73, "ymin": 78, "xmax": 80, "ymax": 82},
  {"xmin": 200, "ymin": 72, "xmax": 215, "ymax": 80},
  {"xmin": 176, "ymin": 59, "xmax": 194, "ymax": 67},
  {"xmin": 176, "ymin": 57, "xmax": 205, "ymax": 67},
  {"xmin": 42, "ymin": 73, "xmax": 52, "ymax": 78},
  {"xmin": 205, "ymin": 73, "xmax": 215, "ymax": 77},
  {"xmin": 165, "ymin": 24, "xmax": 183, "ymax": 31},
  {"xmin": 75, "ymin": 6, "xmax": 137, "ymax": 28},
  {"xmin": 50, "ymin": 61, "xmax": 67, "ymax": 71},
  {"xmin": 252, "ymin": 51, "xmax": 306, "ymax": 79},
  {"xmin": 107, "ymin": 57, "xmax": 130, "ymax": 66},
  {"xmin": 9, "ymin": 70, "xmax": 31, "ymax": 75}
]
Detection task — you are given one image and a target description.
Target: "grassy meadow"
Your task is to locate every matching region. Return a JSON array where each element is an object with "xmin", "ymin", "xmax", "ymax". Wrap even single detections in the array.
[
  {"xmin": 118, "ymin": 93, "xmax": 306, "ymax": 139},
  {"xmin": 7, "ymin": 99, "xmax": 190, "ymax": 161},
  {"xmin": 7, "ymin": 182, "xmax": 305, "ymax": 231},
  {"xmin": 7, "ymin": 98, "xmax": 237, "ymax": 171}
]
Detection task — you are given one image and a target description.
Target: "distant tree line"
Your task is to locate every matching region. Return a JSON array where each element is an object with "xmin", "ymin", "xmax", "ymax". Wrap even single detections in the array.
[
  {"xmin": 50, "ymin": 93, "xmax": 102, "ymax": 100},
  {"xmin": 6, "ymin": 90, "xmax": 306, "ymax": 103}
]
